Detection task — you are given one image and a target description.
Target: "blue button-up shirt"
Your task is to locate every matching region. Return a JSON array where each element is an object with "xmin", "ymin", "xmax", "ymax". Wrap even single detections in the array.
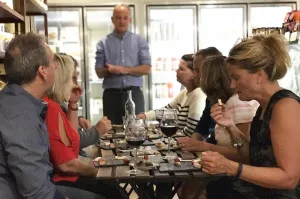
[
  {"xmin": 0, "ymin": 84, "xmax": 64, "ymax": 199},
  {"xmin": 95, "ymin": 31, "xmax": 151, "ymax": 89}
]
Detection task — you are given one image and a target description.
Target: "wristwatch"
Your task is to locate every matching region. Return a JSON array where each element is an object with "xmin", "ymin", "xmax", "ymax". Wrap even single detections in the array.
[{"xmin": 231, "ymin": 138, "xmax": 243, "ymax": 148}]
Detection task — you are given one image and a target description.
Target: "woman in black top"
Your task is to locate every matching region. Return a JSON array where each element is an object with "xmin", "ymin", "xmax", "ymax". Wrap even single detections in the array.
[{"xmin": 205, "ymin": 34, "xmax": 300, "ymax": 198}]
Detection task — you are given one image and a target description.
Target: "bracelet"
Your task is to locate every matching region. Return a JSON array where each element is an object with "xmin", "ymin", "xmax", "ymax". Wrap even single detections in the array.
[
  {"xmin": 235, "ymin": 162, "xmax": 243, "ymax": 179},
  {"xmin": 68, "ymin": 102, "xmax": 78, "ymax": 111}
]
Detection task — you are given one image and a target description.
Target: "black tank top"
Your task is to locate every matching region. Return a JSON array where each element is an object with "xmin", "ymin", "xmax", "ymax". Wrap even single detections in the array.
[{"xmin": 249, "ymin": 89, "xmax": 300, "ymax": 198}]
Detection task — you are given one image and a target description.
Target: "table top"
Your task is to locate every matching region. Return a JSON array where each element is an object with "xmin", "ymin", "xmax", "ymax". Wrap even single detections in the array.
[{"xmin": 95, "ymin": 129, "xmax": 212, "ymax": 183}]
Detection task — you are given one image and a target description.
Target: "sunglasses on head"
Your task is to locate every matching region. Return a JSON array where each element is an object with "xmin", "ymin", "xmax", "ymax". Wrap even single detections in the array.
[{"xmin": 182, "ymin": 54, "xmax": 194, "ymax": 62}]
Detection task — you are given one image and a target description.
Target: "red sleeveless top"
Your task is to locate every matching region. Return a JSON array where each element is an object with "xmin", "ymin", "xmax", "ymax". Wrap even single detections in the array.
[{"xmin": 43, "ymin": 96, "xmax": 80, "ymax": 183}]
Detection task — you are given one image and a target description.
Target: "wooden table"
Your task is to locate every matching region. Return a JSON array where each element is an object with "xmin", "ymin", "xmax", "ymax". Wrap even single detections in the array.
[{"xmin": 96, "ymin": 147, "xmax": 223, "ymax": 199}]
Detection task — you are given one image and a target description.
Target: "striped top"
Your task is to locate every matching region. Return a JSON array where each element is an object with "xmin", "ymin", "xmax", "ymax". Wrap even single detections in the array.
[
  {"xmin": 215, "ymin": 94, "xmax": 259, "ymax": 146},
  {"xmin": 144, "ymin": 88, "xmax": 206, "ymax": 136}
]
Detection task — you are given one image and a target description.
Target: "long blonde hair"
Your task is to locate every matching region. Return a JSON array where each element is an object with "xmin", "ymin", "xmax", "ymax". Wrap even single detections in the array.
[
  {"xmin": 48, "ymin": 54, "xmax": 74, "ymax": 104},
  {"xmin": 227, "ymin": 34, "xmax": 291, "ymax": 81}
]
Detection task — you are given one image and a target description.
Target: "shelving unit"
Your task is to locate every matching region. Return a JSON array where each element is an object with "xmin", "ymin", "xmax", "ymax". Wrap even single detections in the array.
[
  {"xmin": 0, "ymin": 0, "xmax": 48, "ymax": 87},
  {"xmin": 0, "ymin": 2, "xmax": 24, "ymax": 23},
  {"xmin": 26, "ymin": 0, "xmax": 48, "ymax": 15},
  {"xmin": 0, "ymin": 0, "xmax": 48, "ymax": 59}
]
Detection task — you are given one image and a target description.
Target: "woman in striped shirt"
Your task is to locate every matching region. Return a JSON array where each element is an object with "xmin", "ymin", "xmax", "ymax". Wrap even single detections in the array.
[{"xmin": 137, "ymin": 54, "xmax": 206, "ymax": 136}]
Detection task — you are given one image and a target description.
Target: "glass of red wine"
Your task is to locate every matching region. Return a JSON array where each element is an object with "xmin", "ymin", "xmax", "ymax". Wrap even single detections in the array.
[
  {"xmin": 160, "ymin": 109, "xmax": 178, "ymax": 160},
  {"xmin": 125, "ymin": 119, "xmax": 146, "ymax": 175}
]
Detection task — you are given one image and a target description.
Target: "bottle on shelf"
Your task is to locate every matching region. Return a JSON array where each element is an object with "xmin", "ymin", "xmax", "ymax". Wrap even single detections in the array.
[
  {"xmin": 156, "ymin": 57, "xmax": 163, "ymax": 71},
  {"xmin": 164, "ymin": 57, "xmax": 172, "ymax": 71},
  {"xmin": 162, "ymin": 83, "xmax": 168, "ymax": 99},
  {"xmin": 167, "ymin": 82, "xmax": 173, "ymax": 98},
  {"xmin": 155, "ymin": 83, "xmax": 162, "ymax": 99},
  {"xmin": 171, "ymin": 57, "xmax": 178, "ymax": 71}
]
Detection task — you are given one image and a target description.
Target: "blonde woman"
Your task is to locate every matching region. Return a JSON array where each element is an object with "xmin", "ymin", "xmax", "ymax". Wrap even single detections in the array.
[
  {"xmin": 178, "ymin": 55, "xmax": 258, "ymax": 199},
  {"xmin": 204, "ymin": 34, "xmax": 300, "ymax": 198},
  {"xmin": 43, "ymin": 54, "xmax": 126, "ymax": 199}
]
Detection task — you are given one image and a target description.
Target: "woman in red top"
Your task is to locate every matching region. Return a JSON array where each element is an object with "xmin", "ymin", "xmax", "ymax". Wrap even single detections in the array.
[{"xmin": 43, "ymin": 54, "xmax": 126, "ymax": 199}]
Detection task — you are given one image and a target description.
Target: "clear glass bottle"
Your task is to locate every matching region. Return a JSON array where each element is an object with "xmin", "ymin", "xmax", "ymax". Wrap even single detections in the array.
[
  {"xmin": 124, "ymin": 91, "xmax": 136, "ymax": 129},
  {"xmin": 125, "ymin": 90, "xmax": 135, "ymax": 116}
]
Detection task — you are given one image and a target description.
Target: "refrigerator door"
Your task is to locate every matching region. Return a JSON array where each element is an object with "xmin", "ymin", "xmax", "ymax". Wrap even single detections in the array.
[
  {"xmin": 84, "ymin": 6, "xmax": 135, "ymax": 125},
  {"xmin": 279, "ymin": 44, "xmax": 300, "ymax": 95},
  {"xmin": 198, "ymin": 5, "xmax": 246, "ymax": 56},
  {"xmin": 33, "ymin": 8, "xmax": 86, "ymax": 117},
  {"xmin": 248, "ymin": 3, "xmax": 297, "ymax": 94},
  {"xmin": 249, "ymin": 3, "xmax": 296, "ymax": 35},
  {"xmin": 147, "ymin": 5, "xmax": 197, "ymax": 110}
]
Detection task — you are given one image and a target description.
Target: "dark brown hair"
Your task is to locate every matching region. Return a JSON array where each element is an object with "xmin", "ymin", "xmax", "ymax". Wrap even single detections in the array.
[
  {"xmin": 195, "ymin": 47, "xmax": 222, "ymax": 58},
  {"xmin": 227, "ymin": 34, "xmax": 291, "ymax": 81},
  {"xmin": 200, "ymin": 56, "xmax": 233, "ymax": 104},
  {"xmin": 181, "ymin": 54, "xmax": 194, "ymax": 71}
]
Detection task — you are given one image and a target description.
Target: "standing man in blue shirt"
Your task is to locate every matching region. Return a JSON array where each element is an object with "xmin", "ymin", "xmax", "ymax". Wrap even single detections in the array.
[{"xmin": 95, "ymin": 4, "xmax": 151, "ymax": 124}]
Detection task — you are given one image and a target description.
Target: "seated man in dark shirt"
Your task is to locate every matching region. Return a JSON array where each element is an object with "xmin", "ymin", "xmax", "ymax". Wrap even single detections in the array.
[
  {"xmin": 192, "ymin": 98, "xmax": 216, "ymax": 143},
  {"xmin": 0, "ymin": 32, "xmax": 102, "ymax": 199}
]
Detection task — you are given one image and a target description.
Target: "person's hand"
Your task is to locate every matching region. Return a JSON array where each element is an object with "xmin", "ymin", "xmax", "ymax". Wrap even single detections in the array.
[
  {"xmin": 78, "ymin": 117, "xmax": 92, "ymax": 129},
  {"xmin": 136, "ymin": 113, "xmax": 146, "ymax": 120},
  {"xmin": 106, "ymin": 64, "xmax": 129, "ymax": 75},
  {"xmin": 69, "ymin": 84, "xmax": 82, "ymax": 103},
  {"xmin": 95, "ymin": 116, "xmax": 111, "ymax": 135},
  {"xmin": 89, "ymin": 160, "xmax": 96, "ymax": 167},
  {"xmin": 177, "ymin": 137, "xmax": 209, "ymax": 152},
  {"xmin": 210, "ymin": 103, "xmax": 234, "ymax": 128},
  {"xmin": 201, "ymin": 151, "xmax": 231, "ymax": 175}
]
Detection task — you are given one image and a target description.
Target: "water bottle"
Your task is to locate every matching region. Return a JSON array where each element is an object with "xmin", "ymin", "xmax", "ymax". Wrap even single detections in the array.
[
  {"xmin": 125, "ymin": 90, "xmax": 135, "ymax": 116},
  {"xmin": 124, "ymin": 91, "xmax": 136, "ymax": 129}
]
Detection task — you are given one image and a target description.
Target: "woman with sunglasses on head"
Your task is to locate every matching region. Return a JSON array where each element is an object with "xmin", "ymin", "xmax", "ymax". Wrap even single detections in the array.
[
  {"xmin": 202, "ymin": 34, "xmax": 300, "ymax": 198},
  {"xmin": 43, "ymin": 53, "xmax": 126, "ymax": 199},
  {"xmin": 58, "ymin": 53, "xmax": 91, "ymax": 130},
  {"xmin": 137, "ymin": 54, "xmax": 206, "ymax": 136}
]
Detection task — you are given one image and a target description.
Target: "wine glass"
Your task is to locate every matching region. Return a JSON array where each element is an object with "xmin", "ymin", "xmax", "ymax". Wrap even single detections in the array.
[
  {"xmin": 160, "ymin": 109, "xmax": 178, "ymax": 160},
  {"xmin": 125, "ymin": 119, "xmax": 146, "ymax": 175},
  {"xmin": 155, "ymin": 109, "xmax": 165, "ymax": 123}
]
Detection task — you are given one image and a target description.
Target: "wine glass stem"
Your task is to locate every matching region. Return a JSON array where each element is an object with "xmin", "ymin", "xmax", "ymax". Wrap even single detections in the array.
[
  {"xmin": 168, "ymin": 137, "xmax": 171, "ymax": 155},
  {"xmin": 134, "ymin": 148, "xmax": 137, "ymax": 171}
]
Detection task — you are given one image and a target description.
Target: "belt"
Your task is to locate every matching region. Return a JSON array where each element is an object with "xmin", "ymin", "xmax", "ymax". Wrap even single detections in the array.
[{"xmin": 105, "ymin": 86, "xmax": 139, "ymax": 92}]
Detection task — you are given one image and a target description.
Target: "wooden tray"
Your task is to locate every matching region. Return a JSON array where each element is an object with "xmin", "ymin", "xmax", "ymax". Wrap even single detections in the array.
[{"xmin": 159, "ymin": 162, "xmax": 202, "ymax": 172}]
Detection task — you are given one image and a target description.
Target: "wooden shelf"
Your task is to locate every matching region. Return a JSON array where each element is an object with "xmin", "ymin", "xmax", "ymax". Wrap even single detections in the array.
[
  {"xmin": 0, "ymin": 2, "xmax": 24, "ymax": 23},
  {"xmin": 26, "ymin": 0, "xmax": 48, "ymax": 15}
]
